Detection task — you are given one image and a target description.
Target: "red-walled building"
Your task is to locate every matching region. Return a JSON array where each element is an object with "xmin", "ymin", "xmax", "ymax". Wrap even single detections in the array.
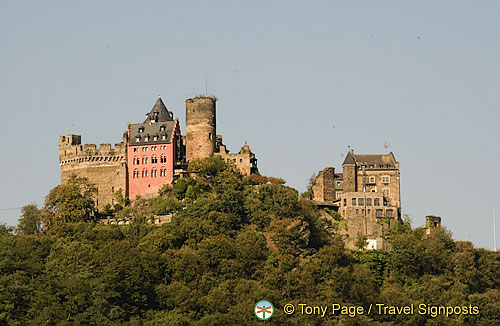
[{"xmin": 127, "ymin": 98, "xmax": 181, "ymax": 199}]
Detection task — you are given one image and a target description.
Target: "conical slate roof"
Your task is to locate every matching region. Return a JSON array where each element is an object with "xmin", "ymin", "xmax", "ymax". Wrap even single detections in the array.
[
  {"xmin": 342, "ymin": 150, "xmax": 356, "ymax": 165},
  {"xmin": 144, "ymin": 97, "xmax": 173, "ymax": 123}
]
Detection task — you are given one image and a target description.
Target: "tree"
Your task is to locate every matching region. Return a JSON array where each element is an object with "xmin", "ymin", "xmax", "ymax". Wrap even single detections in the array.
[
  {"xmin": 17, "ymin": 204, "xmax": 41, "ymax": 234},
  {"xmin": 42, "ymin": 175, "xmax": 97, "ymax": 230}
]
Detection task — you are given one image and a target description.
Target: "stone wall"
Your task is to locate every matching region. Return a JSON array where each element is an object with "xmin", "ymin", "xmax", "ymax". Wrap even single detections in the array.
[
  {"xmin": 59, "ymin": 134, "xmax": 127, "ymax": 210},
  {"xmin": 185, "ymin": 96, "xmax": 216, "ymax": 162},
  {"xmin": 312, "ymin": 167, "xmax": 335, "ymax": 202}
]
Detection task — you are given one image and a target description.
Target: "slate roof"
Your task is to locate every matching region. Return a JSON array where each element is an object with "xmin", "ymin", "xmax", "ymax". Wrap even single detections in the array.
[
  {"xmin": 144, "ymin": 98, "xmax": 174, "ymax": 123},
  {"xmin": 130, "ymin": 121, "xmax": 176, "ymax": 145},
  {"xmin": 342, "ymin": 150, "xmax": 398, "ymax": 170}
]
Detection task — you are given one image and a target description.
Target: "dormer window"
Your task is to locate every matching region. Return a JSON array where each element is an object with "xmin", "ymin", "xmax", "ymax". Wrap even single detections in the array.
[
  {"xmin": 153, "ymin": 136, "xmax": 158, "ymax": 141},
  {"xmin": 162, "ymin": 135, "xmax": 166, "ymax": 140},
  {"xmin": 139, "ymin": 127, "xmax": 144, "ymax": 133},
  {"xmin": 160, "ymin": 125, "xmax": 166, "ymax": 131},
  {"xmin": 144, "ymin": 136, "xmax": 149, "ymax": 142},
  {"xmin": 135, "ymin": 137, "xmax": 140, "ymax": 142}
]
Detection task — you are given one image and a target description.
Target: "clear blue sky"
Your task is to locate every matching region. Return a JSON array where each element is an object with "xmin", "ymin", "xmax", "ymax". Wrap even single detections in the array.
[{"xmin": 1, "ymin": 1, "xmax": 499, "ymax": 249}]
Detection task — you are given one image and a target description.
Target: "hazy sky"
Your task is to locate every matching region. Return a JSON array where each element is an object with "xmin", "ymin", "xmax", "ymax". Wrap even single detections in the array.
[{"xmin": 1, "ymin": 1, "xmax": 499, "ymax": 249}]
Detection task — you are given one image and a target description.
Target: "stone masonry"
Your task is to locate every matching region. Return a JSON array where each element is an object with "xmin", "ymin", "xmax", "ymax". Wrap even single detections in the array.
[{"xmin": 59, "ymin": 134, "xmax": 128, "ymax": 210}]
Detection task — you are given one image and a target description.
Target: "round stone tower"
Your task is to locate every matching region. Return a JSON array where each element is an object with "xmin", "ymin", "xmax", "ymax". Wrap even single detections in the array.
[{"xmin": 185, "ymin": 96, "xmax": 216, "ymax": 162}]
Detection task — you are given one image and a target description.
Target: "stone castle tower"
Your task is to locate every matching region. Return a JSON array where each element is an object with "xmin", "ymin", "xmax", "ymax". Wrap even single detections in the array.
[
  {"xmin": 185, "ymin": 96, "xmax": 217, "ymax": 162},
  {"xmin": 59, "ymin": 133, "xmax": 128, "ymax": 209}
]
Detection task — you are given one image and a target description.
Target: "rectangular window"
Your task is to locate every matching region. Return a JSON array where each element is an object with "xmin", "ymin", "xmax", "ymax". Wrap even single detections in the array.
[
  {"xmin": 356, "ymin": 209, "xmax": 359, "ymax": 215},
  {"xmin": 376, "ymin": 209, "xmax": 383, "ymax": 217},
  {"xmin": 386, "ymin": 209, "xmax": 393, "ymax": 218},
  {"xmin": 366, "ymin": 198, "xmax": 372, "ymax": 206},
  {"xmin": 374, "ymin": 198, "xmax": 380, "ymax": 206},
  {"xmin": 369, "ymin": 176, "xmax": 375, "ymax": 183},
  {"xmin": 362, "ymin": 209, "xmax": 365, "ymax": 215},
  {"xmin": 367, "ymin": 209, "xmax": 371, "ymax": 215},
  {"xmin": 382, "ymin": 176, "xmax": 390, "ymax": 183},
  {"xmin": 352, "ymin": 198, "xmax": 356, "ymax": 206},
  {"xmin": 358, "ymin": 198, "xmax": 364, "ymax": 206},
  {"xmin": 382, "ymin": 188, "xmax": 390, "ymax": 196},
  {"xmin": 343, "ymin": 199, "xmax": 347, "ymax": 206}
]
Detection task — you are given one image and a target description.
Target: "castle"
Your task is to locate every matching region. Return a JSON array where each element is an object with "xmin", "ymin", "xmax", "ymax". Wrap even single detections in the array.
[
  {"xmin": 312, "ymin": 150, "xmax": 401, "ymax": 250},
  {"xmin": 59, "ymin": 96, "xmax": 259, "ymax": 209}
]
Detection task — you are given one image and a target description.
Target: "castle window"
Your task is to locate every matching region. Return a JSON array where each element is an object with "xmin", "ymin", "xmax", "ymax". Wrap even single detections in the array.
[
  {"xmin": 151, "ymin": 156, "xmax": 158, "ymax": 164},
  {"xmin": 356, "ymin": 209, "xmax": 359, "ymax": 215},
  {"xmin": 133, "ymin": 170, "xmax": 139, "ymax": 178},
  {"xmin": 369, "ymin": 176, "xmax": 375, "ymax": 183},
  {"xmin": 358, "ymin": 198, "xmax": 364, "ymax": 206},
  {"xmin": 382, "ymin": 176, "xmax": 390, "ymax": 184},
  {"xmin": 343, "ymin": 199, "xmax": 347, "ymax": 206},
  {"xmin": 367, "ymin": 209, "xmax": 371, "ymax": 215},
  {"xmin": 366, "ymin": 198, "xmax": 372, "ymax": 206},
  {"xmin": 382, "ymin": 188, "xmax": 390, "ymax": 196},
  {"xmin": 133, "ymin": 157, "xmax": 139, "ymax": 165},
  {"xmin": 151, "ymin": 169, "xmax": 157, "ymax": 177},
  {"xmin": 162, "ymin": 135, "xmax": 166, "ymax": 140},
  {"xmin": 142, "ymin": 170, "xmax": 148, "ymax": 177},
  {"xmin": 136, "ymin": 137, "xmax": 140, "ymax": 142},
  {"xmin": 153, "ymin": 136, "xmax": 158, "ymax": 141},
  {"xmin": 376, "ymin": 209, "xmax": 383, "ymax": 218},
  {"xmin": 362, "ymin": 209, "xmax": 365, "ymax": 215},
  {"xmin": 139, "ymin": 128, "xmax": 144, "ymax": 133},
  {"xmin": 152, "ymin": 146, "xmax": 157, "ymax": 151},
  {"xmin": 142, "ymin": 147, "xmax": 148, "ymax": 152},
  {"xmin": 240, "ymin": 159, "xmax": 242, "ymax": 163},
  {"xmin": 383, "ymin": 199, "xmax": 389, "ymax": 206},
  {"xmin": 133, "ymin": 148, "xmax": 138, "ymax": 152},
  {"xmin": 160, "ymin": 155, "xmax": 166, "ymax": 163},
  {"xmin": 374, "ymin": 198, "xmax": 380, "ymax": 206},
  {"xmin": 386, "ymin": 209, "xmax": 393, "ymax": 218},
  {"xmin": 352, "ymin": 198, "xmax": 356, "ymax": 206},
  {"xmin": 160, "ymin": 125, "xmax": 166, "ymax": 131},
  {"xmin": 145, "ymin": 136, "xmax": 149, "ymax": 141},
  {"xmin": 160, "ymin": 167, "xmax": 166, "ymax": 177}
]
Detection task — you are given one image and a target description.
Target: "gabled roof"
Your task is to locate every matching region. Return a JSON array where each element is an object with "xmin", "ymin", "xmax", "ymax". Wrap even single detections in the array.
[{"xmin": 144, "ymin": 97, "xmax": 173, "ymax": 123}]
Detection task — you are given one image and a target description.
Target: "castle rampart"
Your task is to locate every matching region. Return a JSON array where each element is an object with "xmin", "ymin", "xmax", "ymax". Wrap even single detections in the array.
[{"xmin": 59, "ymin": 134, "xmax": 127, "ymax": 210}]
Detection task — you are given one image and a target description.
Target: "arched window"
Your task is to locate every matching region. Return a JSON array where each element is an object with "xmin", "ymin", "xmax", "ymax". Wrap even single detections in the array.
[
  {"xmin": 133, "ymin": 169, "xmax": 139, "ymax": 178},
  {"xmin": 151, "ymin": 169, "xmax": 157, "ymax": 177},
  {"xmin": 160, "ymin": 167, "xmax": 166, "ymax": 177},
  {"xmin": 151, "ymin": 156, "xmax": 158, "ymax": 164},
  {"xmin": 142, "ymin": 157, "xmax": 148, "ymax": 164},
  {"xmin": 160, "ymin": 155, "xmax": 167, "ymax": 163},
  {"xmin": 142, "ymin": 169, "xmax": 148, "ymax": 177},
  {"xmin": 133, "ymin": 156, "xmax": 139, "ymax": 165}
]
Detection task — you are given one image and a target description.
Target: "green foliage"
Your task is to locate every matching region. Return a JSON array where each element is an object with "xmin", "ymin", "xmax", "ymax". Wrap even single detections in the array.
[
  {"xmin": 4, "ymin": 168, "xmax": 500, "ymax": 325},
  {"xmin": 188, "ymin": 155, "xmax": 228, "ymax": 177},
  {"xmin": 17, "ymin": 204, "xmax": 42, "ymax": 235},
  {"xmin": 42, "ymin": 176, "xmax": 97, "ymax": 229}
]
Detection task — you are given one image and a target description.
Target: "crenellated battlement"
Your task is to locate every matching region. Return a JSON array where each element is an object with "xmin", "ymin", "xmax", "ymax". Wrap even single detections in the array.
[
  {"xmin": 59, "ymin": 134, "xmax": 127, "ymax": 166},
  {"xmin": 59, "ymin": 135, "xmax": 127, "ymax": 166}
]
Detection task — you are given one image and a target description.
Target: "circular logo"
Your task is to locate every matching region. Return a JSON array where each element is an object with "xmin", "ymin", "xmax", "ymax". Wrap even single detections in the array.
[{"xmin": 254, "ymin": 300, "xmax": 274, "ymax": 320}]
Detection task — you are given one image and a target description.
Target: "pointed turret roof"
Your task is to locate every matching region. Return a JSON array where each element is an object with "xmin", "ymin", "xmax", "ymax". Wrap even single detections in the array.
[
  {"xmin": 239, "ymin": 142, "xmax": 252, "ymax": 154},
  {"xmin": 342, "ymin": 150, "xmax": 356, "ymax": 165},
  {"xmin": 144, "ymin": 97, "xmax": 173, "ymax": 123}
]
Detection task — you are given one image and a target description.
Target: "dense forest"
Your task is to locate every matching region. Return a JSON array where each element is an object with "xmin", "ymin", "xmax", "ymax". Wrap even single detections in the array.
[{"xmin": 1, "ymin": 156, "xmax": 499, "ymax": 325}]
